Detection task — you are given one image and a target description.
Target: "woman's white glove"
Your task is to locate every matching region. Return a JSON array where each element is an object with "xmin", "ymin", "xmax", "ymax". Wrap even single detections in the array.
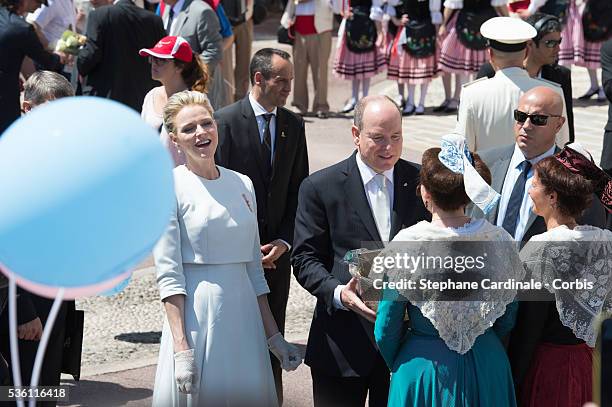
[
  {"xmin": 267, "ymin": 333, "xmax": 302, "ymax": 371},
  {"xmin": 173, "ymin": 349, "xmax": 199, "ymax": 394}
]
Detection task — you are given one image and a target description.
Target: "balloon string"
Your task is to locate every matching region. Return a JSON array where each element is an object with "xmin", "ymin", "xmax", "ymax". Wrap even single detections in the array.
[
  {"xmin": 8, "ymin": 276, "xmax": 25, "ymax": 407},
  {"xmin": 28, "ymin": 287, "xmax": 64, "ymax": 407}
]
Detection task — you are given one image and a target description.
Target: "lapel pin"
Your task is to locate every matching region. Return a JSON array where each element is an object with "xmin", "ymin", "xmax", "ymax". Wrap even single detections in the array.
[
  {"xmin": 280, "ymin": 131, "xmax": 287, "ymax": 138},
  {"xmin": 241, "ymin": 193, "xmax": 254, "ymax": 213},
  {"xmin": 403, "ymin": 182, "xmax": 408, "ymax": 187}
]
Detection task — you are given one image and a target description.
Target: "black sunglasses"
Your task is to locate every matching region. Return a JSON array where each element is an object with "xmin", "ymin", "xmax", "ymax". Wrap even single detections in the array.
[
  {"xmin": 514, "ymin": 109, "xmax": 562, "ymax": 126},
  {"xmin": 542, "ymin": 38, "xmax": 562, "ymax": 48}
]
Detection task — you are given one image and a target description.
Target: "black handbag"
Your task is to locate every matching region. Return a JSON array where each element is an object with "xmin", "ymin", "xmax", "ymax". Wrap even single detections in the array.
[
  {"xmin": 582, "ymin": 0, "xmax": 612, "ymax": 42},
  {"xmin": 277, "ymin": 25, "xmax": 295, "ymax": 45},
  {"xmin": 455, "ymin": 7, "xmax": 497, "ymax": 50},
  {"xmin": 403, "ymin": 19, "xmax": 436, "ymax": 58},
  {"xmin": 345, "ymin": 6, "xmax": 377, "ymax": 54}
]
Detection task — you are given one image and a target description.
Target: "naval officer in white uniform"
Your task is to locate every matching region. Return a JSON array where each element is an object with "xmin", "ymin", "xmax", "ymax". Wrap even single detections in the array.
[{"xmin": 456, "ymin": 16, "xmax": 570, "ymax": 152}]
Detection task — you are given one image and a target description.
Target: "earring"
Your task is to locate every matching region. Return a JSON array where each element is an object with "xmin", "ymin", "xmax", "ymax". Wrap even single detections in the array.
[{"xmin": 174, "ymin": 143, "xmax": 181, "ymax": 154}]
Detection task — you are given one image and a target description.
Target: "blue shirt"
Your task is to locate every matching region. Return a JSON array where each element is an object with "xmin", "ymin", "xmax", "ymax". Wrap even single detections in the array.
[
  {"xmin": 496, "ymin": 143, "xmax": 556, "ymax": 241},
  {"xmin": 216, "ymin": 4, "xmax": 233, "ymax": 39}
]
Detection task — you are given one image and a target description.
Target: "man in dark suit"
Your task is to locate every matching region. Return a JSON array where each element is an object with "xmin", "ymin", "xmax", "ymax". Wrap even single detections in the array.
[
  {"xmin": 291, "ymin": 95, "xmax": 429, "ymax": 407},
  {"xmin": 0, "ymin": 0, "xmax": 66, "ymax": 135},
  {"xmin": 473, "ymin": 86, "xmax": 605, "ymax": 243},
  {"xmin": 77, "ymin": 0, "xmax": 165, "ymax": 112},
  {"xmin": 477, "ymin": 13, "xmax": 574, "ymax": 143},
  {"xmin": 214, "ymin": 48, "xmax": 309, "ymax": 405}
]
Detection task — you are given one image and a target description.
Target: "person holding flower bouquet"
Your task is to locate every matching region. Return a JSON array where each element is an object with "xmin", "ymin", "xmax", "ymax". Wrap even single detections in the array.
[{"xmin": 28, "ymin": 0, "xmax": 77, "ymax": 50}]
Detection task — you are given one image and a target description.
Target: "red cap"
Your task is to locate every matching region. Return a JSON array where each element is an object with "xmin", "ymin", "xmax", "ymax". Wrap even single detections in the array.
[{"xmin": 139, "ymin": 36, "xmax": 193, "ymax": 63}]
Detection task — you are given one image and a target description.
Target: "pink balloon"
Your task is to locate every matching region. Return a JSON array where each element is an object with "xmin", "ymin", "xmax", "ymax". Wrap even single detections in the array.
[{"xmin": 0, "ymin": 262, "xmax": 133, "ymax": 300}]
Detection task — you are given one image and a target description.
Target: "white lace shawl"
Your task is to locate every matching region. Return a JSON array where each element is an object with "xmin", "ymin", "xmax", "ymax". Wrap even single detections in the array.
[
  {"xmin": 377, "ymin": 219, "xmax": 524, "ymax": 354},
  {"xmin": 520, "ymin": 225, "xmax": 612, "ymax": 347}
]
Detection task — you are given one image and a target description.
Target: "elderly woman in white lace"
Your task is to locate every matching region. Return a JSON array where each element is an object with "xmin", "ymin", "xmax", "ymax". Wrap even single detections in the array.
[
  {"xmin": 374, "ymin": 134, "xmax": 524, "ymax": 407},
  {"xmin": 508, "ymin": 142, "xmax": 612, "ymax": 407}
]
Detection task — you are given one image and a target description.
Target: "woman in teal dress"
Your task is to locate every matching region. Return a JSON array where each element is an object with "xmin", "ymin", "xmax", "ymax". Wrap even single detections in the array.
[{"xmin": 374, "ymin": 134, "xmax": 523, "ymax": 407}]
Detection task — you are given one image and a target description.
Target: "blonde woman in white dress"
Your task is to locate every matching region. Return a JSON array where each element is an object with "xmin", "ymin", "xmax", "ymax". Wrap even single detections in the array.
[{"xmin": 152, "ymin": 90, "xmax": 302, "ymax": 407}]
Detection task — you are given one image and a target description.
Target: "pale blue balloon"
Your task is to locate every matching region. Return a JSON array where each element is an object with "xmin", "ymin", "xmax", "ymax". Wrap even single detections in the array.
[
  {"xmin": 0, "ymin": 97, "xmax": 174, "ymax": 298},
  {"xmin": 101, "ymin": 275, "xmax": 132, "ymax": 297}
]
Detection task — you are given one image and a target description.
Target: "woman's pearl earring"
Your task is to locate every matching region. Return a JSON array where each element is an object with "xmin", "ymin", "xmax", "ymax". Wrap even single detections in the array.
[{"xmin": 174, "ymin": 143, "xmax": 181, "ymax": 154}]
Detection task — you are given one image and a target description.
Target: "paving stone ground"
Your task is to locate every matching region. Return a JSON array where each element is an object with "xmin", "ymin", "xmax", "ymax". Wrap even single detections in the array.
[{"xmin": 55, "ymin": 13, "xmax": 608, "ymax": 406}]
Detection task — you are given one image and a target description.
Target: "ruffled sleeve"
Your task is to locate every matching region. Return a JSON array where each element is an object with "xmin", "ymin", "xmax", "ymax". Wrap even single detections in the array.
[
  {"xmin": 443, "ymin": 0, "xmax": 463, "ymax": 9},
  {"xmin": 430, "ymin": 0, "xmax": 442, "ymax": 25},
  {"xmin": 370, "ymin": 0, "xmax": 384, "ymax": 20}
]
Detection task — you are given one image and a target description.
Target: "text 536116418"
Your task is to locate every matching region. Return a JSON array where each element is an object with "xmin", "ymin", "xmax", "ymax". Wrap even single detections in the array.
[{"xmin": 0, "ymin": 386, "xmax": 69, "ymax": 402}]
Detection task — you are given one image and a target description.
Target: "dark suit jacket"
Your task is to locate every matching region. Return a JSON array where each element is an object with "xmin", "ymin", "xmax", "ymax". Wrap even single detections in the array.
[
  {"xmin": 475, "ymin": 144, "xmax": 606, "ymax": 243},
  {"xmin": 0, "ymin": 6, "xmax": 62, "ymax": 135},
  {"xmin": 478, "ymin": 62, "xmax": 575, "ymax": 143},
  {"xmin": 214, "ymin": 96, "xmax": 309, "ymax": 247},
  {"xmin": 291, "ymin": 153, "xmax": 429, "ymax": 377},
  {"xmin": 77, "ymin": 0, "xmax": 165, "ymax": 112}
]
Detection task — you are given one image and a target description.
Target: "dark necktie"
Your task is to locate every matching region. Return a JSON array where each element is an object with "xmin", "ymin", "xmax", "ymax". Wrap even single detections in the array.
[
  {"xmin": 502, "ymin": 160, "xmax": 532, "ymax": 237},
  {"xmin": 261, "ymin": 113, "xmax": 273, "ymax": 178},
  {"xmin": 167, "ymin": 7, "xmax": 175, "ymax": 34}
]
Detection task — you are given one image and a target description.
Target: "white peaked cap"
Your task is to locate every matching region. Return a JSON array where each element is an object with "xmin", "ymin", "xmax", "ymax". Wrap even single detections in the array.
[{"xmin": 481, "ymin": 16, "xmax": 537, "ymax": 45}]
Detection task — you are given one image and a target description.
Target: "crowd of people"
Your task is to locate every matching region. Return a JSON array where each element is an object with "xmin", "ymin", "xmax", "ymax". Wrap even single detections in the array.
[{"xmin": 1, "ymin": 0, "xmax": 612, "ymax": 406}]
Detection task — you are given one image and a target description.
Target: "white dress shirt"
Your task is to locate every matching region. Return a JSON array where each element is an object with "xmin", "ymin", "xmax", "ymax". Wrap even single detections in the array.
[
  {"xmin": 165, "ymin": 0, "xmax": 185, "ymax": 32},
  {"xmin": 29, "ymin": 0, "xmax": 77, "ymax": 47},
  {"xmin": 496, "ymin": 143, "xmax": 556, "ymax": 241},
  {"xmin": 295, "ymin": 0, "xmax": 315, "ymax": 15},
  {"xmin": 333, "ymin": 153, "xmax": 394, "ymax": 311},
  {"xmin": 249, "ymin": 93, "xmax": 277, "ymax": 162}
]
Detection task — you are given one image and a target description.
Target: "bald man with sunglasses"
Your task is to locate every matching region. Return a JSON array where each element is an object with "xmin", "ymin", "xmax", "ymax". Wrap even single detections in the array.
[
  {"xmin": 471, "ymin": 86, "xmax": 606, "ymax": 244},
  {"xmin": 477, "ymin": 13, "xmax": 574, "ymax": 142},
  {"xmin": 455, "ymin": 17, "xmax": 570, "ymax": 152}
]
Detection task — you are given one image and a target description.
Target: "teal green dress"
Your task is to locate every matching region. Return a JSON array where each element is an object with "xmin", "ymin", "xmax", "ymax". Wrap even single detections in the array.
[
  {"xmin": 375, "ymin": 301, "xmax": 518, "ymax": 407},
  {"xmin": 373, "ymin": 220, "xmax": 519, "ymax": 407}
]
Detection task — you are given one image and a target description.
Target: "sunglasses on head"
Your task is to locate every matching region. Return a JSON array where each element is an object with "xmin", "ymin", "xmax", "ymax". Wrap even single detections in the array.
[
  {"xmin": 514, "ymin": 109, "xmax": 562, "ymax": 126},
  {"xmin": 542, "ymin": 38, "xmax": 562, "ymax": 48}
]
